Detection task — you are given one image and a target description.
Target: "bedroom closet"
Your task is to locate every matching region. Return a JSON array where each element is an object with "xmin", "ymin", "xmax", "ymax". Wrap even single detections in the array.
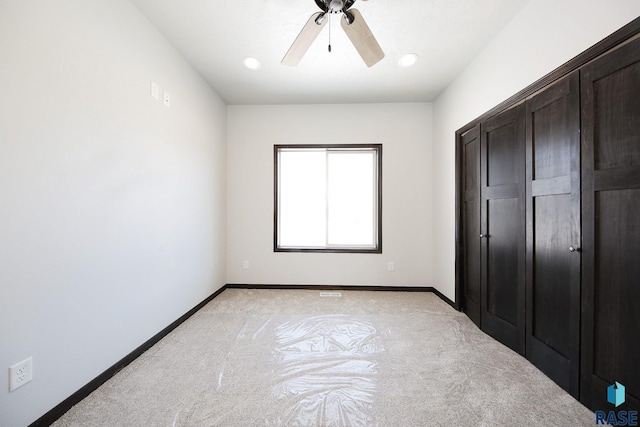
[{"xmin": 456, "ymin": 20, "xmax": 640, "ymax": 412}]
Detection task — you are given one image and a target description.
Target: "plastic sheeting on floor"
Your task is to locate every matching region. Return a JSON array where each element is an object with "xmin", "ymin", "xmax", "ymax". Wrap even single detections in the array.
[
  {"xmin": 166, "ymin": 290, "xmax": 446, "ymax": 426},
  {"xmin": 177, "ymin": 314, "xmax": 388, "ymax": 426},
  {"xmin": 52, "ymin": 289, "xmax": 595, "ymax": 427}
]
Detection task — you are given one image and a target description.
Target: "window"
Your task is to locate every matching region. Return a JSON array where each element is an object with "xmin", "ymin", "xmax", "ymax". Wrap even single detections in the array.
[{"xmin": 274, "ymin": 144, "xmax": 382, "ymax": 253}]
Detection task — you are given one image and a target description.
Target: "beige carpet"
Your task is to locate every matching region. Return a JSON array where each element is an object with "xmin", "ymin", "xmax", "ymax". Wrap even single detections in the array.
[{"xmin": 52, "ymin": 289, "xmax": 594, "ymax": 426}]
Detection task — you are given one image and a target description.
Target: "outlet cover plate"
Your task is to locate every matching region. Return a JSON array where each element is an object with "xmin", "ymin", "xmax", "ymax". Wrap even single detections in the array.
[{"xmin": 9, "ymin": 357, "xmax": 33, "ymax": 392}]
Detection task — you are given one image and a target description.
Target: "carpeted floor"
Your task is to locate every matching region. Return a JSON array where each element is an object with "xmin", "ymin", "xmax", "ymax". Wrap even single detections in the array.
[{"xmin": 52, "ymin": 289, "xmax": 595, "ymax": 426}]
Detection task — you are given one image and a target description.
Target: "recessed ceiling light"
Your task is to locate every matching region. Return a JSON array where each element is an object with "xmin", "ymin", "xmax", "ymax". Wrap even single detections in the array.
[
  {"xmin": 398, "ymin": 53, "xmax": 418, "ymax": 68},
  {"xmin": 243, "ymin": 57, "xmax": 262, "ymax": 70}
]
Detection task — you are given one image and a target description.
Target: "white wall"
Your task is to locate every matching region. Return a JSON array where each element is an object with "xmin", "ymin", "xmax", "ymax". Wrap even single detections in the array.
[
  {"xmin": 0, "ymin": 1, "xmax": 227, "ymax": 426},
  {"xmin": 432, "ymin": 0, "xmax": 640, "ymax": 301},
  {"xmin": 227, "ymin": 103, "xmax": 433, "ymax": 287}
]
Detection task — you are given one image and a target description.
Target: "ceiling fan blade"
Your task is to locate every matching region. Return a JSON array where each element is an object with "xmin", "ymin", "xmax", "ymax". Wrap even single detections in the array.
[
  {"xmin": 282, "ymin": 12, "xmax": 328, "ymax": 66},
  {"xmin": 340, "ymin": 9, "xmax": 384, "ymax": 67}
]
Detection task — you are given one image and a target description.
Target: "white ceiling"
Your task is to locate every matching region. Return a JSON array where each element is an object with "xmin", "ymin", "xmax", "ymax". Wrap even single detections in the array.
[{"xmin": 130, "ymin": 0, "xmax": 530, "ymax": 105}]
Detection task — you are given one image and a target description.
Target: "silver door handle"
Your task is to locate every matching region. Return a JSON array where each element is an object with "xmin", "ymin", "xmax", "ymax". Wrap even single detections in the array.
[
  {"xmin": 480, "ymin": 234, "xmax": 487, "ymax": 238},
  {"xmin": 569, "ymin": 246, "xmax": 581, "ymax": 252}
]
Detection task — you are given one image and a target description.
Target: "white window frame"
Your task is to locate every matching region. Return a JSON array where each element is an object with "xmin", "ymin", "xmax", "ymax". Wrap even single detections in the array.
[{"xmin": 274, "ymin": 144, "xmax": 382, "ymax": 253}]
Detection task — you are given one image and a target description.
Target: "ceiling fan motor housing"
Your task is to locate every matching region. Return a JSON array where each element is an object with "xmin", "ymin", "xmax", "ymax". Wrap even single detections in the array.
[
  {"xmin": 315, "ymin": 0, "xmax": 355, "ymax": 14},
  {"xmin": 329, "ymin": 0, "xmax": 345, "ymax": 13}
]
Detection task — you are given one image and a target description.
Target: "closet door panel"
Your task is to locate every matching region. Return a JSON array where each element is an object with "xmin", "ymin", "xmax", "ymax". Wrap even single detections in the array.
[
  {"xmin": 532, "ymin": 98, "xmax": 572, "ymax": 180},
  {"xmin": 464, "ymin": 133, "xmax": 480, "ymax": 192},
  {"xmin": 581, "ymin": 36, "xmax": 640, "ymax": 411},
  {"xmin": 532, "ymin": 194, "xmax": 572, "ymax": 357},
  {"xmin": 461, "ymin": 125, "xmax": 481, "ymax": 326},
  {"xmin": 593, "ymin": 61, "xmax": 640, "ymax": 170},
  {"xmin": 480, "ymin": 105, "xmax": 526, "ymax": 354},
  {"xmin": 463, "ymin": 202, "xmax": 481, "ymax": 303},
  {"xmin": 525, "ymin": 71, "xmax": 581, "ymax": 396},
  {"xmin": 486, "ymin": 198, "xmax": 519, "ymax": 325},
  {"xmin": 594, "ymin": 189, "xmax": 640, "ymax": 395},
  {"xmin": 488, "ymin": 125, "xmax": 518, "ymax": 186}
]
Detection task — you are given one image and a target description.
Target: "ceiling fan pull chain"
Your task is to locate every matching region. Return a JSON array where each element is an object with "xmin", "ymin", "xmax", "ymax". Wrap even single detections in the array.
[{"xmin": 328, "ymin": 12, "xmax": 332, "ymax": 52}]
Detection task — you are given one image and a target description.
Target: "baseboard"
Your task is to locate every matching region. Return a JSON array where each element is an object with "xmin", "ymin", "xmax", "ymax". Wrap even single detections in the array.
[
  {"xmin": 429, "ymin": 287, "xmax": 458, "ymax": 310},
  {"xmin": 29, "ymin": 286, "xmax": 227, "ymax": 427},
  {"xmin": 225, "ymin": 283, "xmax": 458, "ymax": 309},
  {"xmin": 31, "ymin": 283, "xmax": 457, "ymax": 426}
]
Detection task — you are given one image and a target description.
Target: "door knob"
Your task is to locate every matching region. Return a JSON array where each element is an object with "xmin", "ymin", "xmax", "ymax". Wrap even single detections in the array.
[
  {"xmin": 569, "ymin": 246, "xmax": 581, "ymax": 252},
  {"xmin": 480, "ymin": 234, "xmax": 487, "ymax": 238}
]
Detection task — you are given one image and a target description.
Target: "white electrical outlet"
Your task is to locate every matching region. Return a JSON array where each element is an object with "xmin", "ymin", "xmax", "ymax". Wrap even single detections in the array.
[
  {"xmin": 9, "ymin": 357, "xmax": 33, "ymax": 392},
  {"xmin": 243, "ymin": 260, "xmax": 250, "ymax": 270},
  {"xmin": 388, "ymin": 261, "xmax": 395, "ymax": 272},
  {"xmin": 163, "ymin": 91, "xmax": 171, "ymax": 107}
]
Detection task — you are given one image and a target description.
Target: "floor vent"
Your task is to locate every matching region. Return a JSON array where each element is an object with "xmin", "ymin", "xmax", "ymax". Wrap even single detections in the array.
[{"xmin": 319, "ymin": 291, "xmax": 342, "ymax": 298}]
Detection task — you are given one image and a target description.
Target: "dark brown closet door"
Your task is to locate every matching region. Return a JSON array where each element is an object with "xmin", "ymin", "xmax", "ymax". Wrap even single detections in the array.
[
  {"xmin": 480, "ymin": 104, "xmax": 526, "ymax": 354},
  {"xmin": 525, "ymin": 71, "xmax": 580, "ymax": 397},
  {"xmin": 461, "ymin": 125, "xmax": 481, "ymax": 326},
  {"xmin": 581, "ymin": 37, "xmax": 640, "ymax": 411}
]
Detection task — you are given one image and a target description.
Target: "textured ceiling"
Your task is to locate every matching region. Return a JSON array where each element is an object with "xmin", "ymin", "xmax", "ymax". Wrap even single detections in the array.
[{"xmin": 130, "ymin": 0, "xmax": 530, "ymax": 105}]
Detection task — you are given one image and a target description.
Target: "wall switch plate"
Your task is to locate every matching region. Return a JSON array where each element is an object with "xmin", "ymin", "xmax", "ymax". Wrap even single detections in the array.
[
  {"xmin": 150, "ymin": 81, "xmax": 159, "ymax": 99},
  {"xmin": 163, "ymin": 91, "xmax": 171, "ymax": 107},
  {"xmin": 9, "ymin": 357, "xmax": 32, "ymax": 392}
]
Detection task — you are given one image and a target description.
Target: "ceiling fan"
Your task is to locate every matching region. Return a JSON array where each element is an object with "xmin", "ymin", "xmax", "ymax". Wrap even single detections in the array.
[{"xmin": 282, "ymin": 0, "xmax": 384, "ymax": 67}]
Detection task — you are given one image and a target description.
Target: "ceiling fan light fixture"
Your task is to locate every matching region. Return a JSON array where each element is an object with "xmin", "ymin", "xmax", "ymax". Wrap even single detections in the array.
[
  {"xmin": 398, "ymin": 53, "xmax": 418, "ymax": 68},
  {"xmin": 243, "ymin": 57, "xmax": 262, "ymax": 70}
]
